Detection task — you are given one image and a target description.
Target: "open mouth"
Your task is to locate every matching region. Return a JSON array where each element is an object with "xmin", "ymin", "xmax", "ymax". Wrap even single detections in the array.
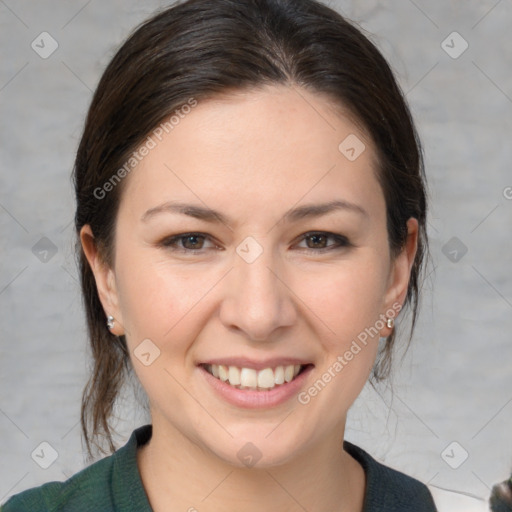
[{"xmin": 200, "ymin": 363, "xmax": 312, "ymax": 391}]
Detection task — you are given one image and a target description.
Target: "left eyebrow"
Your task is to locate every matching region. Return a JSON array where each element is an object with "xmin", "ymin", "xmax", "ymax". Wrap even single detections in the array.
[
  {"xmin": 140, "ymin": 199, "xmax": 368, "ymax": 225},
  {"xmin": 282, "ymin": 199, "xmax": 369, "ymax": 223}
]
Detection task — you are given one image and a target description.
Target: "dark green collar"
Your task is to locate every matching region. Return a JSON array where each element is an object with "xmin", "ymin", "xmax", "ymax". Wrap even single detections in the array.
[{"xmin": 111, "ymin": 424, "xmax": 153, "ymax": 511}]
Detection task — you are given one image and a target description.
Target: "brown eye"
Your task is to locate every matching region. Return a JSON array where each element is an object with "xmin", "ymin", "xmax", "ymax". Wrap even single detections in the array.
[
  {"xmin": 305, "ymin": 233, "xmax": 329, "ymax": 249},
  {"xmin": 179, "ymin": 234, "xmax": 205, "ymax": 250},
  {"xmin": 161, "ymin": 233, "xmax": 216, "ymax": 252},
  {"xmin": 297, "ymin": 232, "xmax": 351, "ymax": 252}
]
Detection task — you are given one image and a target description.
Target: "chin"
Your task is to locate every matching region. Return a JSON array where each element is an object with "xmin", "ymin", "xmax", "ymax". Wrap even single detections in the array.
[{"xmin": 201, "ymin": 428, "xmax": 309, "ymax": 470}]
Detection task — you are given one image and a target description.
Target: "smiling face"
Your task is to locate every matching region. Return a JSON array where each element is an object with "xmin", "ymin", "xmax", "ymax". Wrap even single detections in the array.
[{"xmin": 82, "ymin": 85, "xmax": 417, "ymax": 468}]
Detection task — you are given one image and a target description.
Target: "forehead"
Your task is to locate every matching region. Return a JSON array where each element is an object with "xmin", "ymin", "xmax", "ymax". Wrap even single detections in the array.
[{"xmin": 119, "ymin": 85, "xmax": 384, "ymax": 223}]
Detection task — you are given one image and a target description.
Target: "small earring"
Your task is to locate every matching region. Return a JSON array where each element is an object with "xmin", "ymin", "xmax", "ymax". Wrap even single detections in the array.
[
  {"xmin": 386, "ymin": 317, "xmax": 394, "ymax": 329},
  {"xmin": 107, "ymin": 315, "xmax": 115, "ymax": 329}
]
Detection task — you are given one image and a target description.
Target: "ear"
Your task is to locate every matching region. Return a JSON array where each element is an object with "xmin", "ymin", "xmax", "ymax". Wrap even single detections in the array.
[
  {"xmin": 380, "ymin": 217, "xmax": 419, "ymax": 336},
  {"xmin": 80, "ymin": 224, "xmax": 125, "ymax": 336}
]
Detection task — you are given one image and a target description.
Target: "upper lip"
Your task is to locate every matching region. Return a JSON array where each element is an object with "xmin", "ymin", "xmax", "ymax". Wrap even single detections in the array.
[{"xmin": 199, "ymin": 357, "xmax": 313, "ymax": 371}]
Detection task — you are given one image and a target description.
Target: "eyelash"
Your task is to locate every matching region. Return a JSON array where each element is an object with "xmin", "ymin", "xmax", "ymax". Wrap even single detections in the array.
[{"xmin": 159, "ymin": 231, "xmax": 351, "ymax": 254}]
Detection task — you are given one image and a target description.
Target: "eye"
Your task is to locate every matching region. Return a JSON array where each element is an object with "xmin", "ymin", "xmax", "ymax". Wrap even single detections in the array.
[
  {"xmin": 159, "ymin": 231, "xmax": 351, "ymax": 255},
  {"xmin": 295, "ymin": 231, "xmax": 351, "ymax": 252},
  {"xmin": 160, "ymin": 233, "xmax": 218, "ymax": 252}
]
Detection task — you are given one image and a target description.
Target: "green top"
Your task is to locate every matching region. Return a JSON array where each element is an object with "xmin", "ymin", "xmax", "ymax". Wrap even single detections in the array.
[{"xmin": 2, "ymin": 424, "xmax": 437, "ymax": 511}]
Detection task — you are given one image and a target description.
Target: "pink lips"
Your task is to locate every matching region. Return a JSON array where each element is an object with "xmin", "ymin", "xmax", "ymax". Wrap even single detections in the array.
[{"xmin": 198, "ymin": 363, "xmax": 314, "ymax": 409}]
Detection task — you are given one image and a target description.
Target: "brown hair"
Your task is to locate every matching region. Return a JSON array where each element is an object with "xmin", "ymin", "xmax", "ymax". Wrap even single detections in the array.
[{"xmin": 73, "ymin": 0, "xmax": 428, "ymax": 457}]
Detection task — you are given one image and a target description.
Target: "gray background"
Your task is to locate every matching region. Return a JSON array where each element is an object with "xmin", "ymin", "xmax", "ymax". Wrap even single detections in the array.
[{"xmin": 1, "ymin": 1, "xmax": 511, "ymax": 510}]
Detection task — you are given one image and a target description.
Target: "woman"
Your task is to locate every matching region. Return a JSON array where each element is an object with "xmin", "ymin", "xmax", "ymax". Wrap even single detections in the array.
[{"xmin": 2, "ymin": 0, "xmax": 437, "ymax": 510}]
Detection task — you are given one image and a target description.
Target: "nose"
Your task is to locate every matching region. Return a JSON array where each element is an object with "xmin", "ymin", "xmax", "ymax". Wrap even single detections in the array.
[{"xmin": 219, "ymin": 246, "xmax": 297, "ymax": 342}]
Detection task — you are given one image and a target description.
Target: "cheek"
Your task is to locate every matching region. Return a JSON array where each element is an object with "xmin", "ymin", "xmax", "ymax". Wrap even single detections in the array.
[
  {"xmin": 296, "ymin": 263, "xmax": 385, "ymax": 411},
  {"xmin": 114, "ymin": 248, "xmax": 177, "ymax": 341},
  {"xmin": 115, "ymin": 250, "xmax": 218, "ymax": 352},
  {"xmin": 296, "ymin": 256, "xmax": 388, "ymax": 343},
  {"xmin": 114, "ymin": 255, "xmax": 205, "ymax": 403}
]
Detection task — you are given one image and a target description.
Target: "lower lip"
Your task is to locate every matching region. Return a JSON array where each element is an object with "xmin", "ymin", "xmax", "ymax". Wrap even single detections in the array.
[{"xmin": 198, "ymin": 365, "xmax": 314, "ymax": 409}]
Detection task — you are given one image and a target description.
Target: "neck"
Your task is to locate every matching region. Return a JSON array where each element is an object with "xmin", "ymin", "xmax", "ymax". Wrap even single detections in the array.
[{"xmin": 137, "ymin": 417, "xmax": 365, "ymax": 512}]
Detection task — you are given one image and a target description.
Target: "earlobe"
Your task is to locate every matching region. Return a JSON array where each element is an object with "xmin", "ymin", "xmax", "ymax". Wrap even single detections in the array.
[{"xmin": 79, "ymin": 225, "xmax": 125, "ymax": 336}]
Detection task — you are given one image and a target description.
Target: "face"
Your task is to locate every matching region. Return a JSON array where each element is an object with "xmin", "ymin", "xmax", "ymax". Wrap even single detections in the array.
[{"xmin": 82, "ymin": 85, "xmax": 417, "ymax": 468}]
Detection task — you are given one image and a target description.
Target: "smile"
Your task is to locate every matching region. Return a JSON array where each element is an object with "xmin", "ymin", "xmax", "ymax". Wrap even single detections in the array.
[{"xmin": 202, "ymin": 363, "xmax": 308, "ymax": 391}]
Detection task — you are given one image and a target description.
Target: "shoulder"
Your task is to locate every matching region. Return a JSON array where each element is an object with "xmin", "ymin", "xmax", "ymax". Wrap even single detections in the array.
[
  {"xmin": 1, "ymin": 425, "xmax": 152, "ymax": 512},
  {"xmin": 1, "ymin": 452, "xmax": 117, "ymax": 512},
  {"xmin": 344, "ymin": 441, "xmax": 438, "ymax": 512}
]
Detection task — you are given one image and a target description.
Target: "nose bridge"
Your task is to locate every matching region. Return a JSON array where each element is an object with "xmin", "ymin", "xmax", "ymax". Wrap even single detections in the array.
[
  {"xmin": 241, "ymin": 249, "xmax": 279, "ymax": 303},
  {"xmin": 220, "ymin": 239, "xmax": 295, "ymax": 340}
]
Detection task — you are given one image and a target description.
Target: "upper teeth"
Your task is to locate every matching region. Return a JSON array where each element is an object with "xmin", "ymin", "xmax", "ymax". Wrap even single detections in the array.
[{"xmin": 206, "ymin": 364, "xmax": 302, "ymax": 390}]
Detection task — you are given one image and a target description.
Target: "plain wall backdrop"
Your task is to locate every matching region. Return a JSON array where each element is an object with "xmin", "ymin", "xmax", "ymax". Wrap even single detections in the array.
[{"xmin": 1, "ymin": 1, "xmax": 511, "ymax": 511}]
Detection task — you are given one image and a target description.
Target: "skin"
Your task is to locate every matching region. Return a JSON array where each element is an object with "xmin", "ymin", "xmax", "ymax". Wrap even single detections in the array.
[{"xmin": 81, "ymin": 85, "xmax": 418, "ymax": 512}]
